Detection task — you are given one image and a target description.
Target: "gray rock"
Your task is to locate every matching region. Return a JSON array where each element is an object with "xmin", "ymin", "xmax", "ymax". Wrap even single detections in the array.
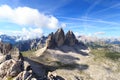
[
  {"xmin": 10, "ymin": 47, "xmax": 23, "ymax": 61},
  {"xmin": 0, "ymin": 42, "xmax": 39, "ymax": 79},
  {"xmin": 54, "ymin": 28, "xmax": 65, "ymax": 47},
  {"xmin": 46, "ymin": 32, "xmax": 55, "ymax": 48},
  {"xmin": 0, "ymin": 42, "xmax": 12, "ymax": 55},
  {"xmin": 0, "ymin": 59, "xmax": 15, "ymax": 78},
  {"xmin": 8, "ymin": 60, "xmax": 23, "ymax": 77},
  {"xmin": 23, "ymin": 61, "xmax": 31, "ymax": 71},
  {"xmin": 14, "ymin": 71, "xmax": 33, "ymax": 80},
  {"xmin": 47, "ymin": 72, "xmax": 65, "ymax": 80},
  {"xmin": 0, "ymin": 59, "xmax": 23, "ymax": 78},
  {"xmin": 46, "ymin": 28, "xmax": 78, "ymax": 49},
  {"xmin": 0, "ymin": 53, "xmax": 11, "ymax": 64},
  {"xmin": 65, "ymin": 30, "xmax": 77, "ymax": 46}
]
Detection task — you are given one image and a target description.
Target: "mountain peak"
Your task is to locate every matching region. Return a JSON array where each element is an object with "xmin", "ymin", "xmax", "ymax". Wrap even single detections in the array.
[{"xmin": 46, "ymin": 28, "xmax": 78, "ymax": 48}]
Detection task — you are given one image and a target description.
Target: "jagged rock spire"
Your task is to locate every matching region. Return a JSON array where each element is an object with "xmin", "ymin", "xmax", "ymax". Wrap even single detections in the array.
[
  {"xmin": 46, "ymin": 32, "xmax": 55, "ymax": 48},
  {"xmin": 46, "ymin": 28, "xmax": 78, "ymax": 48},
  {"xmin": 65, "ymin": 30, "xmax": 76, "ymax": 46},
  {"xmin": 54, "ymin": 28, "xmax": 65, "ymax": 47}
]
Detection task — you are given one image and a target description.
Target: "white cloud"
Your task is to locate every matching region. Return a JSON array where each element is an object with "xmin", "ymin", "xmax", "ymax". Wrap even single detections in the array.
[
  {"xmin": 14, "ymin": 28, "xmax": 43, "ymax": 41},
  {"xmin": 0, "ymin": 5, "xmax": 62, "ymax": 29},
  {"xmin": 94, "ymin": 32, "xmax": 105, "ymax": 35},
  {"xmin": 74, "ymin": 32, "xmax": 83, "ymax": 37},
  {"xmin": 0, "ymin": 32, "xmax": 3, "ymax": 35},
  {"xmin": 0, "ymin": 28, "xmax": 43, "ymax": 40},
  {"xmin": 61, "ymin": 23, "xmax": 66, "ymax": 28},
  {"xmin": 0, "ymin": 5, "xmax": 66, "ymax": 40}
]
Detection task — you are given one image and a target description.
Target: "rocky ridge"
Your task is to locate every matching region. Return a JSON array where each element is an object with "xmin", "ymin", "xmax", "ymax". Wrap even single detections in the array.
[{"xmin": 0, "ymin": 42, "xmax": 36, "ymax": 80}]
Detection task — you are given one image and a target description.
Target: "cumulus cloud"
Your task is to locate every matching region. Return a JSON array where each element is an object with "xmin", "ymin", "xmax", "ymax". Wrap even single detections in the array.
[
  {"xmin": 0, "ymin": 5, "xmax": 62, "ymax": 29},
  {"xmin": 0, "ymin": 27, "xmax": 43, "ymax": 40},
  {"xmin": 19, "ymin": 28, "xmax": 43, "ymax": 40},
  {"xmin": 0, "ymin": 5, "xmax": 66, "ymax": 40},
  {"xmin": 11, "ymin": 28, "xmax": 43, "ymax": 41}
]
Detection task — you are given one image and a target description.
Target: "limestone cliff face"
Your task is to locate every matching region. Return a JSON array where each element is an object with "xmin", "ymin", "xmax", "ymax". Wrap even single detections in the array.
[
  {"xmin": 54, "ymin": 28, "xmax": 65, "ymax": 47},
  {"xmin": 46, "ymin": 32, "xmax": 55, "ymax": 48},
  {"xmin": 46, "ymin": 28, "xmax": 78, "ymax": 48},
  {"xmin": 65, "ymin": 30, "xmax": 77, "ymax": 46}
]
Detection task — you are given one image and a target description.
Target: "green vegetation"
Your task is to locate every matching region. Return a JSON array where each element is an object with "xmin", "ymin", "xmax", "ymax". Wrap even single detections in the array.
[
  {"xmin": 7, "ymin": 77, "xmax": 13, "ymax": 80},
  {"xmin": 90, "ymin": 48, "xmax": 120, "ymax": 61},
  {"xmin": 21, "ymin": 49, "xmax": 35, "ymax": 57},
  {"xmin": 105, "ymin": 51, "xmax": 120, "ymax": 60},
  {"xmin": 87, "ymin": 42, "xmax": 120, "ymax": 61},
  {"xmin": 55, "ymin": 61, "xmax": 77, "ymax": 69}
]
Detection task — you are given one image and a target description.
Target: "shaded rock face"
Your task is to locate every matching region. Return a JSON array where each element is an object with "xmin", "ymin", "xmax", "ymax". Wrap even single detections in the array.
[
  {"xmin": 46, "ymin": 28, "xmax": 78, "ymax": 48},
  {"xmin": 46, "ymin": 32, "xmax": 55, "ymax": 48},
  {"xmin": 54, "ymin": 28, "xmax": 65, "ymax": 47},
  {"xmin": 15, "ymin": 36, "xmax": 47, "ymax": 51},
  {"xmin": 0, "ymin": 42, "xmax": 12, "ymax": 55},
  {"xmin": 0, "ymin": 59, "xmax": 22, "ymax": 78},
  {"xmin": 65, "ymin": 30, "xmax": 77, "ymax": 46}
]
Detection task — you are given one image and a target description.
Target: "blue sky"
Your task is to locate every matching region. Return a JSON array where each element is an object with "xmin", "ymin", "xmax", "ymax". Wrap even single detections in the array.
[{"xmin": 0, "ymin": 0, "xmax": 120, "ymax": 38}]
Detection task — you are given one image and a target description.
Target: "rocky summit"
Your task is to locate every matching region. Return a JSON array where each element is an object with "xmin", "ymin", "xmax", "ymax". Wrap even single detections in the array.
[
  {"xmin": 0, "ymin": 42, "xmax": 36, "ymax": 80},
  {"xmin": 46, "ymin": 28, "xmax": 78, "ymax": 48}
]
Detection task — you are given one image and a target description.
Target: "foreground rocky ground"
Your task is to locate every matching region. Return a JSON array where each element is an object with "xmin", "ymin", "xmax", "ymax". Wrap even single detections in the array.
[
  {"xmin": 0, "ymin": 42, "xmax": 39, "ymax": 80},
  {"xmin": 25, "ymin": 46, "xmax": 119, "ymax": 80}
]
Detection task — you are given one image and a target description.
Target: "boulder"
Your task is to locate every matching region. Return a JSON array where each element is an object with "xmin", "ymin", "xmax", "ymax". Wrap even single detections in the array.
[
  {"xmin": 0, "ymin": 59, "xmax": 15, "ymax": 78},
  {"xmin": 54, "ymin": 28, "xmax": 65, "ymax": 47},
  {"xmin": 10, "ymin": 47, "xmax": 23, "ymax": 61},
  {"xmin": 14, "ymin": 71, "xmax": 33, "ymax": 80},
  {"xmin": 23, "ymin": 61, "xmax": 31, "ymax": 71},
  {"xmin": 47, "ymin": 72, "xmax": 65, "ymax": 80},
  {"xmin": 0, "ymin": 42, "xmax": 12, "ymax": 55},
  {"xmin": 0, "ymin": 47, "xmax": 22, "ymax": 64},
  {"xmin": 0, "ymin": 59, "xmax": 23, "ymax": 78},
  {"xmin": 7, "ymin": 60, "xmax": 23, "ymax": 77},
  {"xmin": 0, "ymin": 53, "xmax": 11, "ymax": 64},
  {"xmin": 47, "ymin": 72, "xmax": 57, "ymax": 80}
]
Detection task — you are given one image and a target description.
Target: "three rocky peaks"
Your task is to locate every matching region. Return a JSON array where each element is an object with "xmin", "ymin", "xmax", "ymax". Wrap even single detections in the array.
[{"xmin": 46, "ymin": 28, "xmax": 78, "ymax": 48}]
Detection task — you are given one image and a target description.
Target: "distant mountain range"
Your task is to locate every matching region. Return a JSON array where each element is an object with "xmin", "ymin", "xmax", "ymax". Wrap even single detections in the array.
[
  {"xmin": 0, "ymin": 34, "xmax": 120, "ymax": 51},
  {"xmin": 77, "ymin": 35, "xmax": 120, "ymax": 44},
  {"xmin": 0, "ymin": 34, "xmax": 18, "ymax": 44},
  {"xmin": 0, "ymin": 34, "xmax": 47, "ymax": 51}
]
